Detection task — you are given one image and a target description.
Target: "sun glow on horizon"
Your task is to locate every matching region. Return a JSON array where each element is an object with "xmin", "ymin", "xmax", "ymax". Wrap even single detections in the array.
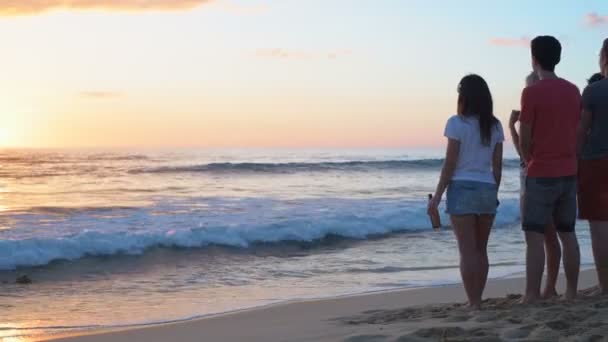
[
  {"xmin": 0, "ymin": 127, "xmax": 16, "ymax": 148},
  {"xmin": 0, "ymin": 1, "xmax": 605, "ymax": 148}
]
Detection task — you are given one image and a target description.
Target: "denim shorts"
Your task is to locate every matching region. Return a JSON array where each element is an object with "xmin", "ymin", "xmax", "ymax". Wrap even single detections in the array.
[
  {"xmin": 523, "ymin": 176, "xmax": 577, "ymax": 233},
  {"xmin": 446, "ymin": 180, "xmax": 498, "ymax": 215}
]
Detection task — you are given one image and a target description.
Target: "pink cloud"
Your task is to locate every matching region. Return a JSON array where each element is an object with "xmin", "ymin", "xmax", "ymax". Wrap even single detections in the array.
[
  {"xmin": 488, "ymin": 37, "xmax": 531, "ymax": 48},
  {"xmin": 0, "ymin": 0, "xmax": 211, "ymax": 16},
  {"xmin": 255, "ymin": 48, "xmax": 353, "ymax": 60},
  {"xmin": 585, "ymin": 12, "xmax": 608, "ymax": 27},
  {"xmin": 79, "ymin": 91, "xmax": 123, "ymax": 99}
]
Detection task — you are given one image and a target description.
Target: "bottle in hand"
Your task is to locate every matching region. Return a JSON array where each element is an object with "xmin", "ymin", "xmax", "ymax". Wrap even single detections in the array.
[{"xmin": 428, "ymin": 194, "xmax": 442, "ymax": 229}]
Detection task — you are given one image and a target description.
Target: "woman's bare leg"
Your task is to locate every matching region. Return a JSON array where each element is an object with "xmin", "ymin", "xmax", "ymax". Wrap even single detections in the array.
[
  {"xmin": 451, "ymin": 215, "xmax": 482, "ymax": 308},
  {"xmin": 475, "ymin": 214, "xmax": 494, "ymax": 301}
]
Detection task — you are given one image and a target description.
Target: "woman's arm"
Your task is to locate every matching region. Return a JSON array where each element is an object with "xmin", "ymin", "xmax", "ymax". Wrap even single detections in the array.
[
  {"xmin": 519, "ymin": 122, "xmax": 533, "ymax": 163},
  {"xmin": 576, "ymin": 109, "xmax": 592, "ymax": 156},
  {"xmin": 428, "ymin": 138, "xmax": 460, "ymax": 212},
  {"xmin": 493, "ymin": 142, "xmax": 503, "ymax": 187},
  {"xmin": 509, "ymin": 110, "xmax": 522, "ymax": 158}
]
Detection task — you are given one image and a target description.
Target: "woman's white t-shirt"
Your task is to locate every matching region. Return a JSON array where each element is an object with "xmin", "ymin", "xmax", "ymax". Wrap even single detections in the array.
[{"xmin": 444, "ymin": 115, "xmax": 504, "ymax": 184}]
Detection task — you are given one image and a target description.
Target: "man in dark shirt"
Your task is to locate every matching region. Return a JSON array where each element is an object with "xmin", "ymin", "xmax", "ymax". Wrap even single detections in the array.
[{"xmin": 577, "ymin": 38, "xmax": 608, "ymax": 295}]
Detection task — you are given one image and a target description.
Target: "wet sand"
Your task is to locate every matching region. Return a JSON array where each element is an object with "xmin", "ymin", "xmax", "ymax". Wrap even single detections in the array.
[{"xmin": 45, "ymin": 270, "xmax": 604, "ymax": 342}]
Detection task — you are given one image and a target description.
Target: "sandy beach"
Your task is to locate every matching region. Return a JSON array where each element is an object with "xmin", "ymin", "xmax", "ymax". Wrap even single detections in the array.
[{"xmin": 43, "ymin": 269, "xmax": 607, "ymax": 342}]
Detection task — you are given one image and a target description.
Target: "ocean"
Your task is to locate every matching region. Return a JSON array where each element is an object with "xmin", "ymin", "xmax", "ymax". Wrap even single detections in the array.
[{"xmin": 0, "ymin": 148, "xmax": 594, "ymax": 340}]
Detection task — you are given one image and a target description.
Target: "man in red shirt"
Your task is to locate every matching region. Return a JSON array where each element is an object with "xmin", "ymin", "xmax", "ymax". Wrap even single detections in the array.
[{"xmin": 519, "ymin": 36, "xmax": 582, "ymax": 303}]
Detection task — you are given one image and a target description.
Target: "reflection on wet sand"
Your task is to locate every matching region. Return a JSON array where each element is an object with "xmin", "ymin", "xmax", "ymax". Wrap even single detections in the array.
[{"xmin": 1, "ymin": 322, "xmax": 32, "ymax": 342}]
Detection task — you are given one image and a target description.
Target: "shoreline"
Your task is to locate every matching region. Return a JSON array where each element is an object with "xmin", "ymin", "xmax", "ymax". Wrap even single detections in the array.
[
  {"xmin": 18, "ymin": 268, "xmax": 535, "ymax": 338},
  {"xmin": 43, "ymin": 269, "xmax": 602, "ymax": 342}
]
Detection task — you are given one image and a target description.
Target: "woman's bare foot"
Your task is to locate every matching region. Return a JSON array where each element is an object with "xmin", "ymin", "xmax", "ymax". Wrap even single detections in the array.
[
  {"xmin": 542, "ymin": 287, "xmax": 558, "ymax": 299},
  {"xmin": 564, "ymin": 288, "xmax": 577, "ymax": 301}
]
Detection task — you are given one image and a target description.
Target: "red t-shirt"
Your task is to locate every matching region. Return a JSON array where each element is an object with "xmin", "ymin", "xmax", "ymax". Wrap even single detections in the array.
[{"xmin": 520, "ymin": 78, "xmax": 581, "ymax": 177}]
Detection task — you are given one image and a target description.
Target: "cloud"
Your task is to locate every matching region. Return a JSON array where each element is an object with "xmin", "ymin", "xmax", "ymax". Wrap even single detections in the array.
[
  {"xmin": 255, "ymin": 48, "xmax": 353, "ymax": 60},
  {"xmin": 79, "ymin": 91, "xmax": 123, "ymax": 99},
  {"xmin": 585, "ymin": 12, "xmax": 608, "ymax": 27},
  {"xmin": 488, "ymin": 37, "xmax": 530, "ymax": 48},
  {"xmin": 0, "ymin": 0, "xmax": 211, "ymax": 16}
]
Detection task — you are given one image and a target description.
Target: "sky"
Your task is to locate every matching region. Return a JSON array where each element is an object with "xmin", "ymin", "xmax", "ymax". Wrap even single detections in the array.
[{"xmin": 0, "ymin": 0, "xmax": 607, "ymax": 149}]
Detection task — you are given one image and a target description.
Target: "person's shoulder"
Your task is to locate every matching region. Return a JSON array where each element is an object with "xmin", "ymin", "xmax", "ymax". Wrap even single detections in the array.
[
  {"xmin": 585, "ymin": 79, "xmax": 608, "ymax": 94},
  {"xmin": 446, "ymin": 114, "xmax": 462, "ymax": 125},
  {"xmin": 582, "ymin": 80, "xmax": 608, "ymax": 106},
  {"xmin": 582, "ymin": 83, "xmax": 596, "ymax": 98},
  {"xmin": 556, "ymin": 78, "xmax": 581, "ymax": 94},
  {"xmin": 560, "ymin": 78, "xmax": 579, "ymax": 91},
  {"xmin": 492, "ymin": 118, "xmax": 504, "ymax": 132},
  {"xmin": 444, "ymin": 115, "xmax": 465, "ymax": 139},
  {"xmin": 493, "ymin": 119, "xmax": 505, "ymax": 142},
  {"xmin": 494, "ymin": 118, "xmax": 504, "ymax": 129},
  {"xmin": 522, "ymin": 82, "xmax": 540, "ymax": 97},
  {"xmin": 445, "ymin": 115, "xmax": 467, "ymax": 133}
]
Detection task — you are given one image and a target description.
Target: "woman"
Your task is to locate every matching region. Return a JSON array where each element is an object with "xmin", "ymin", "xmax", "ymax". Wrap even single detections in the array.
[
  {"xmin": 509, "ymin": 71, "xmax": 562, "ymax": 299},
  {"xmin": 577, "ymin": 38, "xmax": 608, "ymax": 295},
  {"xmin": 428, "ymin": 74, "xmax": 504, "ymax": 308}
]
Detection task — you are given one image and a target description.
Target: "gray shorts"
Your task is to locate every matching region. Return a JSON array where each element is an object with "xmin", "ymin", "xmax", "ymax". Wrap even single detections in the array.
[{"xmin": 522, "ymin": 176, "xmax": 577, "ymax": 233}]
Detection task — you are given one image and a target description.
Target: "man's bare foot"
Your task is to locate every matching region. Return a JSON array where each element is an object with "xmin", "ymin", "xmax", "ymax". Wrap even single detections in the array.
[
  {"xmin": 466, "ymin": 298, "xmax": 483, "ymax": 310},
  {"xmin": 467, "ymin": 302, "xmax": 482, "ymax": 310},
  {"xmin": 521, "ymin": 294, "xmax": 540, "ymax": 305},
  {"xmin": 542, "ymin": 288, "xmax": 558, "ymax": 299}
]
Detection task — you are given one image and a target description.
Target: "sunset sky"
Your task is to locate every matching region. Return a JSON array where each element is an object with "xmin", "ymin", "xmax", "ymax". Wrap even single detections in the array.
[{"xmin": 1, "ymin": 0, "xmax": 607, "ymax": 148}]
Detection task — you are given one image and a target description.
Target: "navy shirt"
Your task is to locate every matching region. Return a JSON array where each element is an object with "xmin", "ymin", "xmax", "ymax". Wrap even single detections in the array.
[{"xmin": 582, "ymin": 79, "xmax": 608, "ymax": 160}]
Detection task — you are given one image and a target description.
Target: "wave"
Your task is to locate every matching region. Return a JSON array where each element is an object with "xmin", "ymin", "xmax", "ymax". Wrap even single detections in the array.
[
  {"xmin": 346, "ymin": 261, "xmax": 520, "ymax": 274},
  {"xmin": 0, "ymin": 197, "xmax": 521, "ymax": 270},
  {"xmin": 20, "ymin": 205, "xmax": 141, "ymax": 216},
  {"xmin": 130, "ymin": 159, "xmax": 522, "ymax": 175},
  {"xmin": 0, "ymin": 153, "xmax": 149, "ymax": 165}
]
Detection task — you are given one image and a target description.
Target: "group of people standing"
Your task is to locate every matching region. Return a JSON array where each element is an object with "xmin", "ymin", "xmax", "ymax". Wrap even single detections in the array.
[{"xmin": 428, "ymin": 36, "xmax": 608, "ymax": 308}]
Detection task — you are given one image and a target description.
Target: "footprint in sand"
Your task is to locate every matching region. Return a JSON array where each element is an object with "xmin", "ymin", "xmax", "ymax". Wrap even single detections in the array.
[
  {"xmin": 473, "ymin": 311, "xmax": 502, "ymax": 323},
  {"xmin": 343, "ymin": 334, "xmax": 389, "ymax": 342},
  {"xmin": 443, "ymin": 314, "xmax": 472, "ymax": 322},
  {"xmin": 528, "ymin": 326, "xmax": 562, "ymax": 341},
  {"xmin": 412, "ymin": 327, "xmax": 466, "ymax": 339},
  {"xmin": 501, "ymin": 323, "xmax": 539, "ymax": 339},
  {"xmin": 394, "ymin": 336, "xmax": 427, "ymax": 342},
  {"xmin": 506, "ymin": 317, "xmax": 523, "ymax": 324},
  {"xmin": 467, "ymin": 327, "xmax": 499, "ymax": 338},
  {"xmin": 584, "ymin": 334, "xmax": 608, "ymax": 342},
  {"xmin": 397, "ymin": 328, "xmax": 498, "ymax": 342},
  {"xmin": 593, "ymin": 300, "xmax": 608, "ymax": 309},
  {"xmin": 544, "ymin": 320, "xmax": 571, "ymax": 331}
]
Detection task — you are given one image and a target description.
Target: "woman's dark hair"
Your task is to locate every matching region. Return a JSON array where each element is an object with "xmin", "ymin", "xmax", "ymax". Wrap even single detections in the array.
[
  {"xmin": 588, "ymin": 72, "xmax": 604, "ymax": 85},
  {"xmin": 457, "ymin": 74, "xmax": 498, "ymax": 146}
]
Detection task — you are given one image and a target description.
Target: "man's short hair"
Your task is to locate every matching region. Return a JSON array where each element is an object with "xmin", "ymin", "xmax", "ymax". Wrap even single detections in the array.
[{"xmin": 531, "ymin": 36, "xmax": 562, "ymax": 72}]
